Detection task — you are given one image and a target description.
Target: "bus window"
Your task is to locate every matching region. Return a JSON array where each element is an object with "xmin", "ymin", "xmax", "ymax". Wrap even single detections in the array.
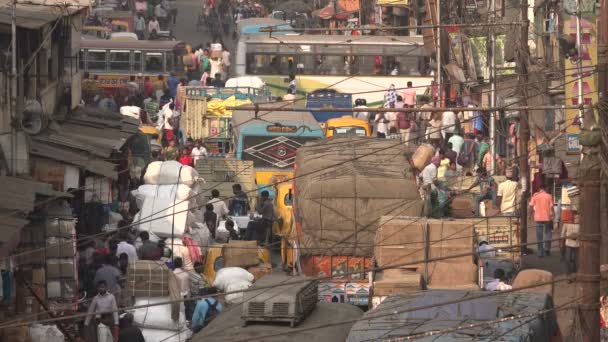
[
  {"xmin": 133, "ymin": 50, "xmax": 142, "ymax": 73},
  {"xmin": 87, "ymin": 50, "xmax": 107, "ymax": 71},
  {"xmin": 295, "ymin": 54, "xmax": 315, "ymax": 75},
  {"xmin": 356, "ymin": 55, "xmax": 377, "ymax": 75},
  {"xmin": 393, "ymin": 55, "xmax": 423, "ymax": 76},
  {"xmin": 109, "ymin": 50, "xmax": 130, "ymax": 71},
  {"xmin": 144, "ymin": 52, "xmax": 163, "ymax": 73},
  {"xmin": 165, "ymin": 52, "xmax": 173, "ymax": 73},
  {"xmin": 79, "ymin": 50, "xmax": 84, "ymax": 71}
]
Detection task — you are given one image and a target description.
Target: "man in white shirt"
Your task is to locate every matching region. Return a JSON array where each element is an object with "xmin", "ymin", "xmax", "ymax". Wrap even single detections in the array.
[
  {"xmin": 207, "ymin": 189, "xmax": 229, "ymax": 220},
  {"xmin": 497, "ymin": 176, "xmax": 519, "ymax": 215},
  {"xmin": 441, "ymin": 110, "xmax": 456, "ymax": 140},
  {"xmin": 191, "ymin": 141, "xmax": 208, "ymax": 164},
  {"xmin": 116, "ymin": 236, "xmax": 138, "ymax": 263},
  {"xmin": 222, "ymin": 47, "xmax": 231, "ymax": 74},
  {"xmin": 447, "ymin": 132, "xmax": 464, "ymax": 156}
]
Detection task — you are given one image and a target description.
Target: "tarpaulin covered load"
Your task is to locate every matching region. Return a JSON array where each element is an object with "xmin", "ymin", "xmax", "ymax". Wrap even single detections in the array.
[
  {"xmin": 347, "ymin": 290, "xmax": 559, "ymax": 342},
  {"xmin": 294, "ymin": 137, "xmax": 424, "ymax": 257}
]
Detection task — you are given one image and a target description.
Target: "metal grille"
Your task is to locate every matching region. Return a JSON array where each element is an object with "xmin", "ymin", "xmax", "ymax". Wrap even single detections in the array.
[
  {"xmin": 248, "ymin": 302, "xmax": 265, "ymax": 316},
  {"xmin": 272, "ymin": 302, "xmax": 289, "ymax": 316}
]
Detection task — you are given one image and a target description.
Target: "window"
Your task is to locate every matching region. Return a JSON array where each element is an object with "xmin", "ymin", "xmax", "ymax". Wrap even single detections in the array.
[
  {"xmin": 165, "ymin": 52, "xmax": 173, "ymax": 72},
  {"xmin": 144, "ymin": 52, "xmax": 163, "ymax": 73},
  {"xmin": 284, "ymin": 192, "xmax": 293, "ymax": 206},
  {"xmin": 333, "ymin": 127, "xmax": 367, "ymax": 137},
  {"xmin": 87, "ymin": 50, "xmax": 107, "ymax": 71},
  {"xmin": 109, "ymin": 50, "xmax": 130, "ymax": 71},
  {"xmin": 133, "ymin": 50, "xmax": 142, "ymax": 73}
]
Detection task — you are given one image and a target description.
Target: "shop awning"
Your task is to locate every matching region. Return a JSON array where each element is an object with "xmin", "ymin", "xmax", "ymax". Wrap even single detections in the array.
[{"xmin": 312, "ymin": 0, "xmax": 359, "ymax": 20}]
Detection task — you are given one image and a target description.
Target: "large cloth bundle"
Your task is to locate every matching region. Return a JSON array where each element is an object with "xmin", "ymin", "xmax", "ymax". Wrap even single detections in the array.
[
  {"xmin": 127, "ymin": 260, "xmax": 172, "ymax": 297},
  {"xmin": 133, "ymin": 297, "xmax": 186, "ymax": 330},
  {"xmin": 133, "ymin": 196, "xmax": 193, "ymax": 237},
  {"xmin": 142, "ymin": 328, "xmax": 191, "ymax": 342},
  {"xmin": 294, "ymin": 138, "xmax": 424, "ymax": 257},
  {"xmin": 144, "ymin": 161, "xmax": 199, "ymax": 187}
]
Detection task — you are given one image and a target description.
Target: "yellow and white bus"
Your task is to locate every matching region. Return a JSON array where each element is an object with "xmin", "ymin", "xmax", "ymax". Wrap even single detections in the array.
[{"xmin": 234, "ymin": 34, "xmax": 433, "ymax": 106}]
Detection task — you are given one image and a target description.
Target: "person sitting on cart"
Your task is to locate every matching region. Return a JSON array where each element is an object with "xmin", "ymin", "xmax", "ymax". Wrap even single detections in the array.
[
  {"xmin": 229, "ymin": 183, "xmax": 250, "ymax": 216},
  {"xmin": 244, "ymin": 190, "xmax": 276, "ymax": 245}
]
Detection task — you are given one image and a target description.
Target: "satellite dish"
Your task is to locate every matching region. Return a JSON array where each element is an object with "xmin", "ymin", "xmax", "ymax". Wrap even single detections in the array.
[{"xmin": 20, "ymin": 99, "xmax": 47, "ymax": 135}]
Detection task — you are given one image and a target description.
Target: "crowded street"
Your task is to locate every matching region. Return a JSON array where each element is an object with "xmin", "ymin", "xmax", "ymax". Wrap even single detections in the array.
[{"xmin": 0, "ymin": 0, "xmax": 606, "ymax": 341}]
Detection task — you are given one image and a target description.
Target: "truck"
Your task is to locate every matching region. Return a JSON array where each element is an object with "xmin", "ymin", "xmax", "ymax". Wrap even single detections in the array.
[
  {"xmin": 288, "ymin": 137, "xmax": 425, "ymax": 307},
  {"xmin": 180, "ymin": 85, "xmax": 270, "ymax": 157}
]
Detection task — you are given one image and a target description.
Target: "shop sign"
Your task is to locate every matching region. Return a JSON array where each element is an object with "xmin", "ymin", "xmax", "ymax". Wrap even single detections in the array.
[{"xmin": 567, "ymin": 134, "xmax": 581, "ymax": 154}]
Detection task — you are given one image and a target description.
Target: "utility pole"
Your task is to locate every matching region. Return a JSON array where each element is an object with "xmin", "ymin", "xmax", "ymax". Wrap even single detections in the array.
[
  {"xmin": 435, "ymin": 0, "xmax": 441, "ymax": 107},
  {"xmin": 576, "ymin": 0, "xmax": 603, "ymax": 339},
  {"xmin": 575, "ymin": 0, "xmax": 584, "ymax": 128},
  {"xmin": 10, "ymin": 0, "xmax": 17, "ymax": 176},
  {"xmin": 517, "ymin": 1, "xmax": 530, "ymax": 254},
  {"xmin": 489, "ymin": 0, "xmax": 496, "ymax": 174}
]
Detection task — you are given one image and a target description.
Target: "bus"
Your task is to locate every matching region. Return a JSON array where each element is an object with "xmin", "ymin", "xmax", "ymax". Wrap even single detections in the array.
[
  {"xmin": 325, "ymin": 116, "xmax": 371, "ymax": 137},
  {"xmin": 79, "ymin": 39, "xmax": 186, "ymax": 92},
  {"xmin": 234, "ymin": 34, "xmax": 433, "ymax": 106},
  {"xmin": 230, "ymin": 106, "xmax": 324, "ymax": 196}
]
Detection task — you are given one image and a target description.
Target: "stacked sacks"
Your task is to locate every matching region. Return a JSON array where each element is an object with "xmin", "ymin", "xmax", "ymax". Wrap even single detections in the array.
[
  {"xmin": 213, "ymin": 267, "xmax": 254, "ymax": 304},
  {"xmin": 132, "ymin": 161, "xmax": 204, "ymax": 238}
]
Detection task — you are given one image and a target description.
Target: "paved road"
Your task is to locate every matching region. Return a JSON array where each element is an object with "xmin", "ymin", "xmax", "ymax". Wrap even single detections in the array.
[{"xmin": 171, "ymin": 0, "xmax": 235, "ymax": 52}]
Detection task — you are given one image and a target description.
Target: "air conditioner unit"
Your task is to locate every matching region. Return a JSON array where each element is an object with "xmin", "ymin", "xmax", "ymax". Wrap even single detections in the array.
[{"xmin": 241, "ymin": 275, "xmax": 318, "ymax": 328}]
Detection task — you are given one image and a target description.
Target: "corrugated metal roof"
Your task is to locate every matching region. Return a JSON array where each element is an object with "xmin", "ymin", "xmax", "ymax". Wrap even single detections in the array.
[
  {"xmin": 30, "ymin": 140, "xmax": 118, "ymax": 179},
  {"xmin": 0, "ymin": 176, "xmax": 38, "ymax": 212},
  {"xmin": 0, "ymin": 0, "xmax": 84, "ymax": 29}
]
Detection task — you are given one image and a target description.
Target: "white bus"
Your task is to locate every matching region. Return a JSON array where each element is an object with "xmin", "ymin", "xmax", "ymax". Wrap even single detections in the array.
[{"xmin": 235, "ymin": 34, "xmax": 433, "ymax": 106}]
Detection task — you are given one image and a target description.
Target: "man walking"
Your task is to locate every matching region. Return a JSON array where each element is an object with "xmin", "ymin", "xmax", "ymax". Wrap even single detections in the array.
[
  {"xmin": 529, "ymin": 184, "xmax": 554, "ymax": 257},
  {"xmin": 135, "ymin": 13, "xmax": 146, "ymax": 40},
  {"xmin": 469, "ymin": 167, "xmax": 497, "ymax": 217},
  {"xmin": 85, "ymin": 280, "xmax": 119, "ymax": 342},
  {"xmin": 497, "ymin": 175, "xmax": 519, "ymax": 215}
]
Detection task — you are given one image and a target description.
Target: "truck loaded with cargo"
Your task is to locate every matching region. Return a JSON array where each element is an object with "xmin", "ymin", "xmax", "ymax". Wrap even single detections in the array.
[{"xmin": 290, "ymin": 137, "xmax": 425, "ymax": 306}]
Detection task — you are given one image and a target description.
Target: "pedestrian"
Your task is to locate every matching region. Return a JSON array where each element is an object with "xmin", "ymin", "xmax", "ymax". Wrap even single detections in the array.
[
  {"xmin": 497, "ymin": 175, "xmax": 519, "ymax": 215},
  {"xmin": 353, "ymin": 98, "xmax": 369, "ymax": 122},
  {"xmin": 476, "ymin": 135, "xmax": 490, "ymax": 169},
  {"xmin": 179, "ymin": 147, "xmax": 193, "ymax": 166},
  {"xmin": 402, "ymin": 81, "xmax": 416, "ymax": 107},
  {"xmin": 118, "ymin": 313, "xmax": 145, "ymax": 342},
  {"xmin": 155, "ymin": 1, "xmax": 168, "ymax": 30},
  {"xmin": 204, "ymin": 203, "xmax": 218, "ymax": 238},
  {"xmin": 94, "ymin": 255, "xmax": 122, "ymax": 298},
  {"xmin": 189, "ymin": 261, "xmax": 209, "ymax": 298},
  {"xmin": 374, "ymin": 111, "xmax": 389, "ymax": 139},
  {"xmin": 245, "ymin": 190, "xmax": 275, "ymax": 244},
  {"xmin": 420, "ymin": 155, "xmax": 441, "ymax": 193},
  {"xmin": 165, "ymin": 139, "xmax": 179, "ymax": 160},
  {"xmin": 162, "ymin": 102, "xmax": 176, "ymax": 142},
  {"xmin": 444, "ymin": 143, "xmax": 457, "ymax": 164},
  {"xmin": 428, "ymin": 112, "xmax": 443, "ymax": 147},
  {"xmin": 85, "ymin": 280, "xmax": 119, "ymax": 342},
  {"xmin": 560, "ymin": 216, "xmax": 579, "ymax": 273},
  {"xmin": 283, "ymin": 88, "xmax": 296, "ymax": 102},
  {"xmin": 384, "ymin": 84, "xmax": 397, "ymax": 106},
  {"xmin": 137, "ymin": 231, "xmax": 162, "ymax": 260},
  {"xmin": 191, "ymin": 288, "xmax": 224, "ymax": 333},
  {"xmin": 447, "ymin": 131, "xmax": 464, "ymax": 158},
  {"xmin": 134, "ymin": 13, "xmax": 146, "ymax": 40},
  {"xmin": 191, "ymin": 140, "xmax": 208, "ymax": 165},
  {"xmin": 148, "ymin": 16, "xmax": 161, "ymax": 37},
  {"xmin": 207, "ymin": 189, "xmax": 229, "ymax": 221},
  {"xmin": 222, "ymin": 46, "xmax": 231, "ymax": 74},
  {"xmin": 441, "ymin": 107, "xmax": 457, "ymax": 140},
  {"xmin": 173, "ymin": 257, "xmax": 193, "ymax": 322},
  {"xmin": 210, "ymin": 73, "xmax": 225, "ymax": 87},
  {"xmin": 116, "ymin": 231, "xmax": 138, "ymax": 263},
  {"xmin": 167, "ymin": 72, "xmax": 180, "ymax": 99},
  {"xmin": 229, "ymin": 183, "xmax": 250, "ymax": 216},
  {"xmin": 529, "ymin": 184, "xmax": 554, "ymax": 257},
  {"xmin": 469, "ymin": 167, "xmax": 497, "ymax": 217}
]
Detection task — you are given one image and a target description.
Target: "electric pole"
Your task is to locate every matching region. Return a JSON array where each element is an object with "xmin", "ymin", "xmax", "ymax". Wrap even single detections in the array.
[
  {"xmin": 517, "ymin": 1, "xmax": 530, "ymax": 253},
  {"xmin": 575, "ymin": 0, "xmax": 603, "ymax": 339},
  {"xmin": 489, "ymin": 0, "xmax": 496, "ymax": 174},
  {"xmin": 10, "ymin": 0, "xmax": 17, "ymax": 176}
]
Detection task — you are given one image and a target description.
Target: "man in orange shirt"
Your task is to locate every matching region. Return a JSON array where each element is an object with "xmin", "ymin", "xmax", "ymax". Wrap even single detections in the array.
[{"xmin": 529, "ymin": 184, "xmax": 554, "ymax": 257}]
